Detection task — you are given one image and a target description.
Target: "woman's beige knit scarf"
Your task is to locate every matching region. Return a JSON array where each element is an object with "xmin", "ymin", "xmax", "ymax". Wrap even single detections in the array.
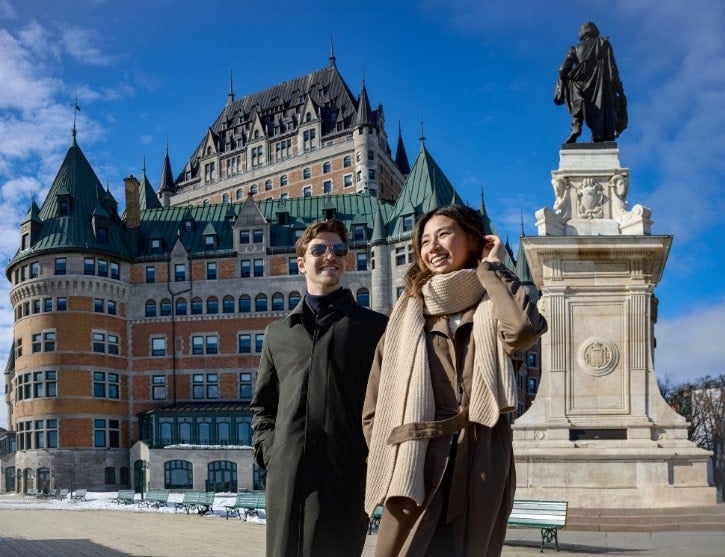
[{"xmin": 365, "ymin": 268, "xmax": 516, "ymax": 515}]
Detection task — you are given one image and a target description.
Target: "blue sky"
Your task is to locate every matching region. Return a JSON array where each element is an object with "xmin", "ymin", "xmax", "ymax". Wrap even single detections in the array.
[{"xmin": 0, "ymin": 0, "xmax": 723, "ymax": 419}]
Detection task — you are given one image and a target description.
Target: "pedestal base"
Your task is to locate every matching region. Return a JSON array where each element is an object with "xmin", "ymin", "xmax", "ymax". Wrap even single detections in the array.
[{"xmin": 513, "ymin": 443, "xmax": 716, "ymax": 508}]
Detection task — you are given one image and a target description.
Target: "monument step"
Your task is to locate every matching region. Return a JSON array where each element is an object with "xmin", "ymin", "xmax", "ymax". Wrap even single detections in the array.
[{"xmin": 566, "ymin": 506, "xmax": 725, "ymax": 532}]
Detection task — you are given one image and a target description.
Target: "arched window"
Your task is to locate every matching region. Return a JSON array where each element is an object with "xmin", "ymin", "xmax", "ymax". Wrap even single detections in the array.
[
  {"xmin": 271, "ymin": 292, "xmax": 284, "ymax": 311},
  {"xmin": 289, "ymin": 291, "xmax": 301, "ymax": 309},
  {"xmin": 175, "ymin": 297, "xmax": 187, "ymax": 316},
  {"xmin": 191, "ymin": 297, "xmax": 203, "ymax": 315},
  {"xmin": 303, "ymin": 167, "xmax": 311, "ymax": 179},
  {"xmin": 239, "ymin": 295, "xmax": 251, "ymax": 313},
  {"xmin": 280, "ymin": 175, "xmax": 288, "ymax": 187},
  {"xmin": 145, "ymin": 300, "xmax": 156, "ymax": 317},
  {"xmin": 160, "ymin": 298, "xmax": 172, "ymax": 316},
  {"xmin": 356, "ymin": 288, "xmax": 370, "ymax": 308},
  {"xmin": 223, "ymin": 295, "xmax": 235, "ymax": 314},
  {"xmin": 255, "ymin": 294, "xmax": 268, "ymax": 312},
  {"xmin": 236, "ymin": 188, "xmax": 244, "ymax": 200},
  {"xmin": 343, "ymin": 155, "xmax": 352, "ymax": 168},
  {"xmin": 206, "ymin": 296, "xmax": 219, "ymax": 314},
  {"xmin": 323, "ymin": 161, "xmax": 331, "ymax": 173},
  {"xmin": 164, "ymin": 460, "xmax": 193, "ymax": 489}
]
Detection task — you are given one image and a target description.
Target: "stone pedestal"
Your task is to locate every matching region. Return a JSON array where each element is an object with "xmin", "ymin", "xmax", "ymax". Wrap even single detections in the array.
[{"xmin": 513, "ymin": 144, "xmax": 716, "ymax": 508}]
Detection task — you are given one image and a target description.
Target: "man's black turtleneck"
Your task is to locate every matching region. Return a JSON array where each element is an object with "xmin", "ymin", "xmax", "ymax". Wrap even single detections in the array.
[{"xmin": 304, "ymin": 287, "xmax": 346, "ymax": 315}]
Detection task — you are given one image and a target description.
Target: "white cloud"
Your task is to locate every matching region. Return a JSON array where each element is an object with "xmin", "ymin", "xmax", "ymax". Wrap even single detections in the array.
[
  {"xmin": 653, "ymin": 298, "xmax": 725, "ymax": 386},
  {"xmin": 0, "ymin": 0, "xmax": 16, "ymax": 20},
  {"xmin": 60, "ymin": 25, "xmax": 115, "ymax": 66}
]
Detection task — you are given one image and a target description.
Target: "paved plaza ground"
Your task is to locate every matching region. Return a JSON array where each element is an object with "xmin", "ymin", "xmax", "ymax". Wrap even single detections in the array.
[{"xmin": 1, "ymin": 505, "xmax": 725, "ymax": 556}]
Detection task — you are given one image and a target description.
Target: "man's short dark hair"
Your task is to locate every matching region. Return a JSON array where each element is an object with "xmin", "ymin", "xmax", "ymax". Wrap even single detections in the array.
[{"xmin": 295, "ymin": 219, "xmax": 348, "ymax": 257}]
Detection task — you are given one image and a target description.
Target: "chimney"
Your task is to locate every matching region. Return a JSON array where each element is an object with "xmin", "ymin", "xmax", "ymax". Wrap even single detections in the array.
[{"xmin": 124, "ymin": 175, "xmax": 141, "ymax": 229}]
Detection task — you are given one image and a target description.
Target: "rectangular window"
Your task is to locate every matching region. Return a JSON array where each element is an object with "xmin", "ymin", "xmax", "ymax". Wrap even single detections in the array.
[
  {"xmin": 343, "ymin": 174, "xmax": 353, "ymax": 187},
  {"xmin": 240, "ymin": 260, "xmax": 251, "ymax": 278},
  {"xmin": 206, "ymin": 262, "xmax": 217, "ymax": 280},
  {"xmin": 107, "ymin": 300, "xmax": 117, "ymax": 315},
  {"xmin": 204, "ymin": 236, "xmax": 215, "ymax": 251},
  {"xmin": 30, "ymin": 262, "xmax": 39, "ymax": 278},
  {"xmin": 44, "ymin": 331, "xmax": 55, "ymax": 352},
  {"xmin": 152, "ymin": 375, "xmax": 167, "ymax": 400},
  {"xmin": 206, "ymin": 335, "xmax": 218, "ymax": 355},
  {"xmin": 150, "ymin": 238, "xmax": 162, "ymax": 254},
  {"xmin": 303, "ymin": 185, "xmax": 312, "ymax": 197},
  {"xmin": 395, "ymin": 246, "xmax": 406, "ymax": 266},
  {"xmin": 57, "ymin": 297, "xmax": 67, "ymax": 311},
  {"xmin": 192, "ymin": 335, "xmax": 204, "ymax": 355},
  {"xmin": 255, "ymin": 333, "xmax": 264, "ymax": 353},
  {"xmin": 84, "ymin": 257, "xmax": 95, "ymax": 275},
  {"xmin": 94, "ymin": 419, "xmax": 120, "ymax": 448},
  {"xmin": 32, "ymin": 299, "xmax": 40, "ymax": 314},
  {"xmin": 146, "ymin": 266, "xmax": 156, "ymax": 283},
  {"xmin": 151, "ymin": 337, "xmax": 166, "ymax": 357},
  {"xmin": 93, "ymin": 332, "xmax": 106, "ymax": 353},
  {"xmin": 239, "ymin": 230, "xmax": 250, "ymax": 244},
  {"xmin": 253, "ymin": 259, "xmax": 264, "ymax": 277},
  {"xmin": 238, "ymin": 334, "xmax": 251, "ymax": 354},
  {"xmin": 110, "ymin": 263, "xmax": 119, "ymax": 280},
  {"xmin": 174, "ymin": 264, "xmax": 186, "ymax": 282},
  {"xmin": 527, "ymin": 352, "xmax": 538, "ymax": 368},
  {"xmin": 288, "ymin": 257, "xmax": 298, "ymax": 275},
  {"xmin": 44, "ymin": 298, "xmax": 53, "ymax": 312},
  {"xmin": 356, "ymin": 252, "xmax": 368, "ymax": 271},
  {"xmin": 193, "ymin": 373, "xmax": 219, "ymax": 400},
  {"xmin": 55, "ymin": 258, "xmax": 66, "ymax": 275},
  {"xmin": 252, "ymin": 229, "xmax": 264, "ymax": 243},
  {"xmin": 97, "ymin": 259, "xmax": 108, "ymax": 277},
  {"xmin": 240, "ymin": 372, "xmax": 253, "ymax": 400},
  {"xmin": 93, "ymin": 371, "xmax": 106, "ymax": 397},
  {"xmin": 94, "ymin": 298, "xmax": 104, "ymax": 313}
]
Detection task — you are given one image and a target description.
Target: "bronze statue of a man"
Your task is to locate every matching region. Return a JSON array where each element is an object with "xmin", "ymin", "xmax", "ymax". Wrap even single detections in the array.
[{"xmin": 555, "ymin": 22, "xmax": 628, "ymax": 143}]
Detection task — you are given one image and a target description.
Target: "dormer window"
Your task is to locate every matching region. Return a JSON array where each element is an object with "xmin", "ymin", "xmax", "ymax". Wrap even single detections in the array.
[
  {"xmin": 150, "ymin": 238, "xmax": 163, "ymax": 254},
  {"xmin": 204, "ymin": 235, "xmax": 216, "ymax": 251},
  {"xmin": 183, "ymin": 219, "xmax": 194, "ymax": 232},
  {"xmin": 324, "ymin": 207, "xmax": 337, "ymax": 220},
  {"xmin": 402, "ymin": 214, "xmax": 415, "ymax": 232},
  {"xmin": 97, "ymin": 227, "xmax": 108, "ymax": 245},
  {"xmin": 353, "ymin": 224, "xmax": 366, "ymax": 242},
  {"xmin": 306, "ymin": 112, "xmax": 312, "ymax": 122},
  {"xmin": 59, "ymin": 199, "xmax": 69, "ymax": 216},
  {"xmin": 277, "ymin": 212, "xmax": 290, "ymax": 225}
]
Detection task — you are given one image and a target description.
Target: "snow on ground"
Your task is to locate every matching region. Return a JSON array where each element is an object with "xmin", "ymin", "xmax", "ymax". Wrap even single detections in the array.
[{"xmin": 0, "ymin": 490, "xmax": 266, "ymax": 523}]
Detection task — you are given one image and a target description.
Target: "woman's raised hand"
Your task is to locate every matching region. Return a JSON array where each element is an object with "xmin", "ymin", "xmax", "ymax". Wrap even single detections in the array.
[{"xmin": 481, "ymin": 235, "xmax": 504, "ymax": 264}]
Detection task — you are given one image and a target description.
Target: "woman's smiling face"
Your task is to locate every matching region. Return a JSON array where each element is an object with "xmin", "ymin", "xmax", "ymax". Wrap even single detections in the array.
[{"xmin": 420, "ymin": 215, "xmax": 477, "ymax": 275}]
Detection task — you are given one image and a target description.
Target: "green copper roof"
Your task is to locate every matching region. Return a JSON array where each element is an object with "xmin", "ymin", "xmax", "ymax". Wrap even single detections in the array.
[{"xmin": 9, "ymin": 140, "xmax": 131, "ymax": 266}]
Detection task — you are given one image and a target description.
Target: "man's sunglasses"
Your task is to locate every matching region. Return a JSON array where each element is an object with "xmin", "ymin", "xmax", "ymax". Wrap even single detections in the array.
[{"xmin": 307, "ymin": 243, "xmax": 349, "ymax": 257}]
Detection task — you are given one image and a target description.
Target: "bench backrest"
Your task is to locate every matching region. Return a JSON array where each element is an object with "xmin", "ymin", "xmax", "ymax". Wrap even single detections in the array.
[
  {"xmin": 182, "ymin": 491, "xmax": 202, "ymax": 504},
  {"xmin": 508, "ymin": 500, "xmax": 567, "ymax": 528},
  {"xmin": 234, "ymin": 492, "xmax": 259, "ymax": 506},
  {"xmin": 118, "ymin": 489, "xmax": 135, "ymax": 500},
  {"xmin": 256, "ymin": 492, "xmax": 266, "ymax": 510},
  {"xmin": 199, "ymin": 492, "xmax": 215, "ymax": 505}
]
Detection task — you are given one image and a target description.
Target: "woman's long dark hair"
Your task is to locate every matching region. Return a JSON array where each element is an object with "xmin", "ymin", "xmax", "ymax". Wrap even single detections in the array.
[{"xmin": 403, "ymin": 204, "xmax": 486, "ymax": 298}]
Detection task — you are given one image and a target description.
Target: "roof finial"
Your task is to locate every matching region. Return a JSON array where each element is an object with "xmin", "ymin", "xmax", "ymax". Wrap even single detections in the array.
[
  {"xmin": 72, "ymin": 96, "xmax": 81, "ymax": 140},
  {"xmin": 227, "ymin": 70, "xmax": 235, "ymax": 104},
  {"xmin": 419, "ymin": 118, "xmax": 425, "ymax": 144},
  {"xmin": 520, "ymin": 210, "xmax": 526, "ymax": 237},
  {"xmin": 329, "ymin": 35, "xmax": 336, "ymax": 66}
]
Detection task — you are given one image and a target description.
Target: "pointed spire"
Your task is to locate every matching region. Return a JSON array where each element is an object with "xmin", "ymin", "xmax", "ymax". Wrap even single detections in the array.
[
  {"xmin": 329, "ymin": 35, "xmax": 336, "ymax": 66},
  {"xmin": 227, "ymin": 70, "xmax": 235, "ymax": 105},
  {"xmin": 419, "ymin": 118, "xmax": 426, "ymax": 144},
  {"xmin": 158, "ymin": 145, "xmax": 176, "ymax": 194},
  {"xmin": 356, "ymin": 77, "xmax": 372, "ymax": 127},
  {"xmin": 394, "ymin": 120, "xmax": 411, "ymax": 175},
  {"xmin": 520, "ymin": 210, "xmax": 526, "ymax": 237}
]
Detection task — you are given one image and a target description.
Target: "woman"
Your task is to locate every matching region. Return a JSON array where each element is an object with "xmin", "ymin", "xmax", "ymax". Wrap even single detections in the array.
[{"xmin": 363, "ymin": 204, "xmax": 547, "ymax": 557}]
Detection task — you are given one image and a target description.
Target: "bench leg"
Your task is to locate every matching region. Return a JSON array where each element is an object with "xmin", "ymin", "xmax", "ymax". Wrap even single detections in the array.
[{"xmin": 539, "ymin": 527, "xmax": 559, "ymax": 552}]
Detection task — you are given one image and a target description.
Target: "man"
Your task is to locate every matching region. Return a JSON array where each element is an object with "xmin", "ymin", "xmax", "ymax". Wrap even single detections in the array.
[
  {"xmin": 251, "ymin": 219, "xmax": 388, "ymax": 557},
  {"xmin": 555, "ymin": 21, "xmax": 628, "ymax": 143}
]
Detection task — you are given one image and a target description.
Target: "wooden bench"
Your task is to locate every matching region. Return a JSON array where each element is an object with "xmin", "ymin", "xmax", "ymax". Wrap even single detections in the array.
[
  {"xmin": 368, "ymin": 505, "xmax": 383, "ymax": 534},
  {"xmin": 224, "ymin": 492, "xmax": 266, "ymax": 520},
  {"xmin": 507, "ymin": 499, "xmax": 568, "ymax": 552},
  {"xmin": 139, "ymin": 489, "xmax": 170, "ymax": 508},
  {"xmin": 70, "ymin": 489, "xmax": 87, "ymax": 501},
  {"xmin": 112, "ymin": 489, "xmax": 136, "ymax": 505}
]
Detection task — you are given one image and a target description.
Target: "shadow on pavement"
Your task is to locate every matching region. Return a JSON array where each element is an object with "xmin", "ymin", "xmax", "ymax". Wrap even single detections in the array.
[{"xmin": 0, "ymin": 538, "xmax": 132, "ymax": 557}]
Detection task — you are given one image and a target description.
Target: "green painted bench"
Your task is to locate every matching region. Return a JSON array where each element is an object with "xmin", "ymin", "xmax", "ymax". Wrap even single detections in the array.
[
  {"xmin": 139, "ymin": 489, "xmax": 169, "ymax": 508},
  {"xmin": 225, "ymin": 492, "xmax": 266, "ymax": 520},
  {"xmin": 507, "ymin": 499, "xmax": 568, "ymax": 552},
  {"xmin": 112, "ymin": 489, "xmax": 136, "ymax": 505},
  {"xmin": 175, "ymin": 491, "xmax": 215, "ymax": 515}
]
